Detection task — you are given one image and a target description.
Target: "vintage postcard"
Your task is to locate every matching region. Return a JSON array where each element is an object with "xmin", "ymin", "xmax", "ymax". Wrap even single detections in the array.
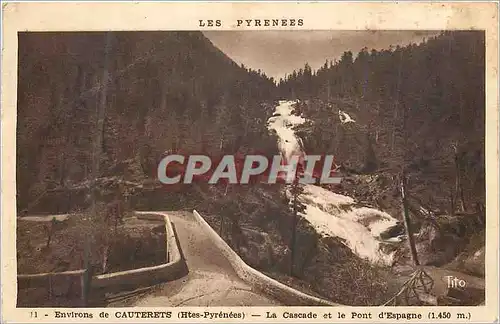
[{"xmin": 1, "ymin": 1, "xmax": 499, "ymax": 323}]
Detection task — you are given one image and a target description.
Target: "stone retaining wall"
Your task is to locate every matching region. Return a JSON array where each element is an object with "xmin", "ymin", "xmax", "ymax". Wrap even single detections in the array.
[
  {"xmin": 18, "ymin": 213, "xmax": 185, "ymax": 298},
  {"xmin": 92, "ymin": 212, "xmax": 183, "ymax": 289},
  {"xmin": 192, "ymin": 209, "xmax": 338, "ymax": 306}
]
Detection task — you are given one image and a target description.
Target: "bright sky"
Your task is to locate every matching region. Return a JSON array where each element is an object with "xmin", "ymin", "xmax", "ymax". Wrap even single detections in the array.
[{"xmin": 204, "ymin": 31, "xmax": 440, "ymax": 80}]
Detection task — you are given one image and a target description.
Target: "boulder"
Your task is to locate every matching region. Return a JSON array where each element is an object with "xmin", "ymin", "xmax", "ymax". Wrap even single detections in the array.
[
  {"xmin": 239, "ymin": 227, "xmax": 276, "ymax": 269},
  {"xmin": 447, "ymin": 247, "xmax": 485, "ymax": 277},
  {"xmin": 379, "ymin": 223, "xmax": 405, "ymax": 240}
]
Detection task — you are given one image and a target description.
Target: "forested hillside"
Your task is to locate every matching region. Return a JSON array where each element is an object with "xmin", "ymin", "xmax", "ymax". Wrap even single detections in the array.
[
  {"xmin": 277, "ymin": 31, "xmax": 485, "ymax": 217},
  {"xmin": 16, "ymin": 30, "xmax": 486, "ymax": 305},
  {"xmin": 17, "ymin": 31, "xmax": 278, "ymax": 212}
]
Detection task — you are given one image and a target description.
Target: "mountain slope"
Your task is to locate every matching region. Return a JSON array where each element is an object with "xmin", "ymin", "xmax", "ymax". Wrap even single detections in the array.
[
  {"xmin": 16, "ymin": 31, "xmax": 277, "ymax": 212},
  {"xmin": 278, "ymin": 31, "xmax": 485, "ymax": 217}
]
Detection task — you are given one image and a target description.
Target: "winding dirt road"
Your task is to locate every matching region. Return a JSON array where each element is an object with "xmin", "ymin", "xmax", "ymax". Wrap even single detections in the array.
[{"xmin": 129, "ymin": 211, "xmax": 281, "ymax": 306}]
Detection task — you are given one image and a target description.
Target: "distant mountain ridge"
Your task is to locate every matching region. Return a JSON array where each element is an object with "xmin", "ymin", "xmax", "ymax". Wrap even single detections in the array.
[{"xmin": 278, "ymin": 31, "xmax": 485, "ymax": 216}]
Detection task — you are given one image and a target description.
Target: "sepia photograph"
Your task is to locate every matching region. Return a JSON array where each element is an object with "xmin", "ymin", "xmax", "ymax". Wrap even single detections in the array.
[{"xmin": 14, "ymin": 29, "xmax": 487, "ymax": 308}]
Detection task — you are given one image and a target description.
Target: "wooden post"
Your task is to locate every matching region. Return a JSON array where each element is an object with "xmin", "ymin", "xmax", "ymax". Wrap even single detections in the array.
[
  {"xmin": 81, "ymin": 265, "xmax": 90, "ymax": 306},
  {"xmin": 400, "ymin": 173, "xmax": 420, "ymax": 266}
]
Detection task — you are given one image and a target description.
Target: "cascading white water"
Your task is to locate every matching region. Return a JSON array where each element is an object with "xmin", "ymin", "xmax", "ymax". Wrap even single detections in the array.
[{"xmin": 267, "ymin": 100, "xmax": 402, "ymax": 266}]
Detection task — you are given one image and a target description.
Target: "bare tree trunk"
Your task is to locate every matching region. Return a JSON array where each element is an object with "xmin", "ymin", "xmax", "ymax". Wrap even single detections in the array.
[
  {"xmin": 459, "ymin": 189, "xmax": 466, "ymax": 212},
  {"xmin": 401, "ymin": 173, "xmax": 419, "ymax": 266},
  {"xmin": 290, "ymin": 199, "xmax": 297, "ymax": 276},
  {"xmin": 449, "ymin": 187, "xmax": 455, "ymax": 216},
  {"xmin": 219, "ymin": 215, "xmax": 224, "ymax": 235},
  {"xmin": 299, "ymin": 240, "xmax": 317, "ymax": 275},
  {"xmin": 452, "ymin": 143, "xmax": 467, "ymax": 212},
  {"xmin": 289, "ymin": 180, "xmax": 300, "ymax": 276},
  {"xmin": 391, "ymin": 103, "xmax": 398, "ymax": 152},
  {"xmin": 45, "ymin": 225, "xmax": 53, "ymax": 248},
  {"xmin": 102, "ymin": 245, "xmax": 109, "ymax": 274},
  {"xmin": 391, "ymin": 51, "xmax": 403, "ymax": 154},
  {"xmin": 327, "ymin": 79, "xmax": 331, "ymax": 102},
  {"xmin": 84, "ymin": 32, "xmax": 112, "ymax": 306}
]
